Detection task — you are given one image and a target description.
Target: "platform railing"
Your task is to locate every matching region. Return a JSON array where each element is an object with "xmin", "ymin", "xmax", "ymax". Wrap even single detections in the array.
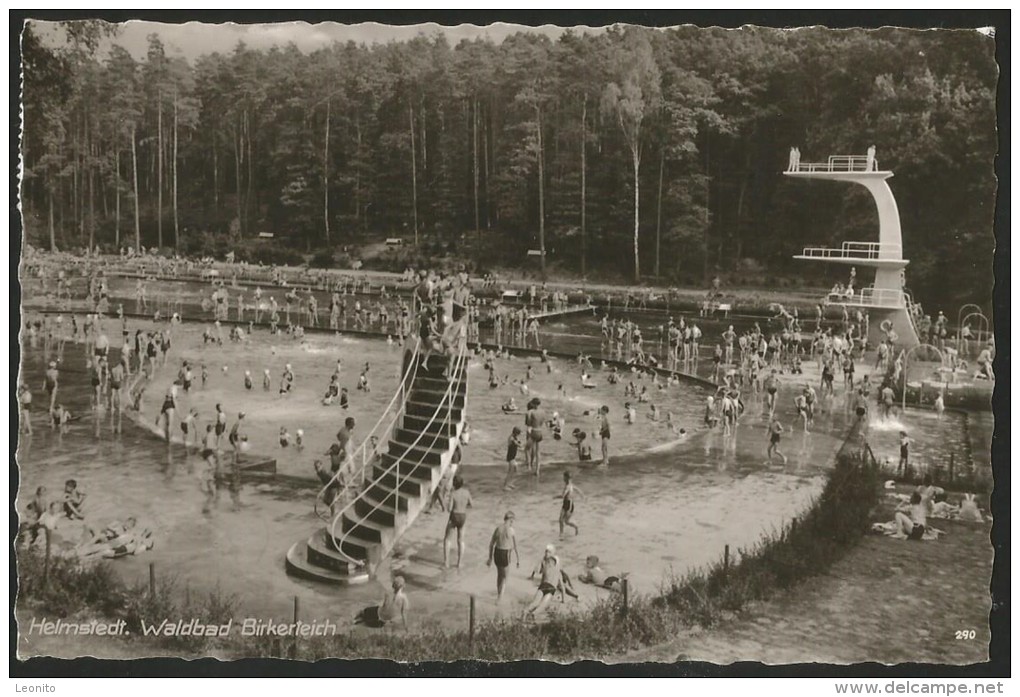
[
  {"xmin": 799, "ymin": 240, "xmax": 903, "ymax": 261},
  {"xmin": 327, "ymin": 336, "xmax": 469, "ymax": 568},
  {"xmin": 793, "ymin": 154, "xmax": 874, "ymax": 173},
  {"xmin": 825, "ymin": 287, "xmax": 906, "ymax": 308}
]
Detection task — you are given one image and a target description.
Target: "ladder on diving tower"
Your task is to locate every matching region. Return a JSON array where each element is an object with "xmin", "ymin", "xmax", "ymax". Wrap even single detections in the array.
[{"xmin": 285, "ymin": 339, "xmax": 470, "ymax": 585}]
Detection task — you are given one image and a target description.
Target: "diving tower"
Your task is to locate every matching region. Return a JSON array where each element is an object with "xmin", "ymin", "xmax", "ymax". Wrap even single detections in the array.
[{"xmin": 785, "ymin": 152, "xmax": 920, "ymax": 348}]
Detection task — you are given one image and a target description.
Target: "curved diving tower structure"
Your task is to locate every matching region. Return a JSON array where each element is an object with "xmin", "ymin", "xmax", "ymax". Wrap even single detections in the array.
[{"xmin": 785, "ymin": 153, "xmax": 920, "ymax": 348}]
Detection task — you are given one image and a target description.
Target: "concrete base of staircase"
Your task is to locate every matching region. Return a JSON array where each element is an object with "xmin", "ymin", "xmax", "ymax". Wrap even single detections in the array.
[{"xmin": 285, "ymin": 540, "xmax": 371, "ymax": 586}]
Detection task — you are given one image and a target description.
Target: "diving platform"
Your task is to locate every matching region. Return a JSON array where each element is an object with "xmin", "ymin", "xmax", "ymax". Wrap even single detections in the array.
[
  {"xmin": 795, "ymin": 241, "xmax": 907, "ymax": 268},
  {"xmin": 785, "ymin": 149, "xmax": 920, "ymax": 348}
]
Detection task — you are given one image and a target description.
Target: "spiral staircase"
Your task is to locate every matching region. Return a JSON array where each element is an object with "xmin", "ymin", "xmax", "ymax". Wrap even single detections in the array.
[{"xmin": 285, "ymin": 337, "xmax": 469, "ymax": 585}]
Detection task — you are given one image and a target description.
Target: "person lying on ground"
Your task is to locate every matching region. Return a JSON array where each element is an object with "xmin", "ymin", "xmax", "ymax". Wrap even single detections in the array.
[
  {"xmin": 578, "ymin": 555, "xmax": 630, "ymax": 592},
  {"xmin": 77, "ymin": 517, "xmax": 154, "ymax": 559}
]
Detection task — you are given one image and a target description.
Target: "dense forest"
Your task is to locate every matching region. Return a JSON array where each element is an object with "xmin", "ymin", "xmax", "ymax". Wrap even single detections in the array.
[{"xmin": 20, "ymin": 21, "xmax": 997, "ymax": 310}]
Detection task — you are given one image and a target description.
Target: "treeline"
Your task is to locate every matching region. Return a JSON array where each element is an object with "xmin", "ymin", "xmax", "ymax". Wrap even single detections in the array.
[{"xmin": 21, "ymin": 21, "xmax": 996, "ymax": 308}]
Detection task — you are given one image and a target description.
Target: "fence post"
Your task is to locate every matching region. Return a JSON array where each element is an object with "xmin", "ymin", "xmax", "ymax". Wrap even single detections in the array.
[
  {"xmin": 621, "ymin": 578, "xmax": 629, "ymax": 615},
  {"xmin": 289, "ymin": 595, "xmax": 299, "ymax": 660},
  {"xmin": 949, "ymin": 453, "xmax": 955, "ymax": 484},
  {"xmin": 724, "ymin": 544, "xmax": 730, "ymax": 574},
  {"xmin": 149, "ymin": 562, "xmax": 156, "ymax": 598},
  {"xmin": 42, "ymin": 528, "xmax": 52, "ymax": 591},
  {"xmin": 469, "ymin": 595, "xmax": 476, "ymax": 651}
]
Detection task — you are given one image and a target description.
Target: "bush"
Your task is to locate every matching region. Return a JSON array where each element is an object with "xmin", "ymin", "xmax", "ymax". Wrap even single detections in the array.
[
  {"xmin": 309, "ymin": 248, "xmax": 336, "ymax": 269},
  {"xmin": 17, "ymin": 545, "xmax": 128, "ymax": 619},
  {"xmin": 234, "ymin": 239, "xmax": 305, "ymax": 267},
  {"xmin": 122, "ymin": 575, "xmax": 238, "ymax": 653},
  {"xmin": 16, "ymin": 542, "xmax": 237, "ymax": 654}
]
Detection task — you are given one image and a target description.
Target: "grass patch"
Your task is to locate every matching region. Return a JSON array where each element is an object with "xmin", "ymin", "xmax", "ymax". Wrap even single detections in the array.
[{"xmin": 16, "ymin": 543, "xmax": 238, "ymax": 654}]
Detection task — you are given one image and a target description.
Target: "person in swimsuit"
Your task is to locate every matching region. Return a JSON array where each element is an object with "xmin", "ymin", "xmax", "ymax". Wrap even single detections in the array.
[
  {"xmin": 794, "ymin": 393, "xmax": 809, "ymax": 432},
  {"xmin": 280, "ymin": 364, "xmax": 294, "ymax": 395},
  {"xmin": 766, "ymin": 417, "xmax": 787, "ymax": 465},
  {"xmin": 525, "ymin": 398, "xmax": 545, "ymax": 476},
  {"xmin": 897, "ymin": 431, "xmax": 912, "ymax": 476},
  {"xmin": 62, "ymin": 479, "xmax": 86, "ymax": 520},
  {"xmin": 229, "ymin": 412, "xmax": 245, "ymax": 464},
  {"xmin": 504, "ymin": 426, "xmax": 522, "ymax": 490},
  {"xmin": 214, "ymin": 403, "xmax": 227, "ymax": 448},
  {"xmin": 894, "ymin": 491, "xmax": 929, "ymax": 540},
  {"xmin": 355, "ymin": 576, "xmax": 409, "ymax": 630},
  {"xmin": 764, "ymin": 370, "xmax": 779, "ymax": 417},
  {"xmin": 19, "ymin": 382, "xmax": 33, "ymax": 435},
  {"xmin": 558, "ymin": 471, "xmax": 583, "ymax": 538},
  {"xmin": 157, "ymin": 387, "xmax": 176, "ymax": 442},
  {"xmin": 443, "ymin": 475, "xmax": 473, "ymax": 569},
  {"xmin": 487, "ymin": 511, "xmax": 520, "ymax": 602},
  {"xmin": 109, "ymin": 361, "xmax": 124, "ymax": 419},
  {"xmin": 43, "ymin": 361, "xmax": 59, "ymax": 412},
  {"xmin": 526, "ymin": 544, "xmax": 563, "ymax": 618},
  {"xmin": 598, "ymin": 405, "xmax": 611, "ymax": 468},
  {"xmin": 579, "ymin": 555, "xmax": 630, "ymax": 592}
]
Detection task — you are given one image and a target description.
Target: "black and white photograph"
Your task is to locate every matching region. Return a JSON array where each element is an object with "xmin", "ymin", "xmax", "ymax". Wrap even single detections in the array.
[{"xmin": 12, "ymin": 11, "xmax": 1006, "ymax": 678}]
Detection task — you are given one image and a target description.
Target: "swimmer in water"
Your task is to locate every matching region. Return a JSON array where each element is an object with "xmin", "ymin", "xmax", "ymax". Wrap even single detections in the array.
[
  {"xmin": 504, "ymin": 427, "xmax": 522, "ymax": 490},
  {"xmin": 766, "ymin": 417, "xmax": 787, "ymax": 465}
]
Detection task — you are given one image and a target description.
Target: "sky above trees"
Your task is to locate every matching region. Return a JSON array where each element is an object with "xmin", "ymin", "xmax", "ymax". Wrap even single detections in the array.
[{"xmin": 27, "ymin": 19, "xmax": 604, "ymax": 62}]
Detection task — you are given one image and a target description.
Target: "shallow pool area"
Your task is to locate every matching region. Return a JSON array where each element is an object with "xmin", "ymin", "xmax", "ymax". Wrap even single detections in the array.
[{"xmin": 14, "ymin": 305, "xmax": 993, "ymax": 651}]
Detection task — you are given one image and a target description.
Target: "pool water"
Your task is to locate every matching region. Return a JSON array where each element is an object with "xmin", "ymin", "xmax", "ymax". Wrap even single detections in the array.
[{"xmin": 15, "ymin": 302, "xmax": 992, "ymax": 648}]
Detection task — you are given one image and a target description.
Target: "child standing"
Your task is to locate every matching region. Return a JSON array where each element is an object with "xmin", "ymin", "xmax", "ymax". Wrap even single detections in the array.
[
  {"xmin": 898, "ymin": 431, "xmax": 912, "ymax": 475},
  {"xmin": 504, "ymin": 427, "xmax": 523, "ymax": 490},
  {"xmin": 558, "ymin": 471, "xmax": 582, "ymax": 538}
]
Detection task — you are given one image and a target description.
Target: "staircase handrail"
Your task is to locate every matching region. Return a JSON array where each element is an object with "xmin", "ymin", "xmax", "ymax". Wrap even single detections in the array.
[
  {"xmin": 327, "ymin": 337, "xmax": 469, "ymax": 568},
  {"xmin": 313, "ymin": 336, "xmax": 423, "ymax": 520}
]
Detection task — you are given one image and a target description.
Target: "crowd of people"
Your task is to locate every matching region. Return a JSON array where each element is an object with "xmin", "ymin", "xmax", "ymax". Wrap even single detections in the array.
[{"xmin": 18, "ymin": 246, "xmax": 993, "ymax": 629}]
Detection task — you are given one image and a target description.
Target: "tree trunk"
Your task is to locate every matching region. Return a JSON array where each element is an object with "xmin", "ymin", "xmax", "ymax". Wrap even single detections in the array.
[
  {"xmin": 323, "ymin": 98, "xmax": 331, "ymax": 245},
  {"xmin": 212, "ymin": 138, "xmax": 218, "ymax": 209},
  {"xmin": 88, "ymin": 133, "xmax": 95, "ymax": 251},
  {"xmin": 734, "ymin": 147, "xmax": 752, "ymax": 262},
  {"xmin": 473, "ymin": 98, "xmax": 480, "ymax": 237},
  {"xmin": 131, "ymin": 125, "xmax": 141, "ymax": 253},
  {"xmin": 115, "ymin": 148, "xmax": 121, "ymax": 248},
  {"xmin": 655, "ymin": 147, "xmax": 665, "ymax": 278},
  {"xmin": 702, "ymin": 132, "xmax": 710, "ymax": 284},
  {"xmin": 483, "ymin": 102, "xmax": 491, "ymax": 230},
  {"xmin": 354, "ymin": 116, "xmax": 362, "ymax": 228},
  {"xmin": 235, "ymin": 121, "xmax": 243, "ymax": 236},
  {"xmin": 157, "ymin": 92, "xmax": 163, "ymax": 249},
  {"xmin": 409, "ymin": 103, "xmax": 418, "ymax": 246},
  {"xmin": 536, "ymin": 106, "xmax": 546, "ymax": 277},
  {"xmin": 420, "ymin": 96, "xmax": 427, "ymax": 172},
  {"xmin": 580, "ymin": 95, "xmax": 587, "ymax": 278},
  {"xmin": 48, "ymin": 186, "xmax": 56, "ymax": 252},
  {"xmin": 99, "ymin": 143, "xmax": 108, "ymax": 218},
  {"xmin": 246, "ymin": 110, "xmax": 254, "ymax": 232},
  {"xmin": 173, "ymin": 91, "xmax": 180, "ymax": 251},
  {"xmin": 632, "ymin": 147, "xmax": 641, "ymax": 283}
]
